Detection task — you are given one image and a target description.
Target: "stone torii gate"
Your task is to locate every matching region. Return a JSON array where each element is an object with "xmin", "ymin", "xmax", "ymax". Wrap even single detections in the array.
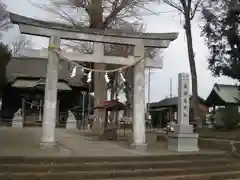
[{"xmin": 10, "ymin": 13, "xmax": 178, "ymax": 149}]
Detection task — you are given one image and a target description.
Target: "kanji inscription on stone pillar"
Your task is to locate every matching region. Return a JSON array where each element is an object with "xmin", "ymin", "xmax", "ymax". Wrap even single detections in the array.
[{"xmin": 177, "ymin": 73, "xmax": 190, "ymax": 125}]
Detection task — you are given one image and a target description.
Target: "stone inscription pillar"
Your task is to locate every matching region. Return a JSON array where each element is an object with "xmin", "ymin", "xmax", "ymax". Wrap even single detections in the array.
[
  {"xmin": 41, "ymin": 36, "xmax": 61, "ymax": 147},
  {"xmin": 177, "ymin": 73, "xmax": 190, "ymax": 125},
  {"xmin": 131, "ymin": 43, "xmax": 146, "ymax": 150},
  {"xmin": 168, "ymin": 73, "xmax": 199, "ymax": 152}
]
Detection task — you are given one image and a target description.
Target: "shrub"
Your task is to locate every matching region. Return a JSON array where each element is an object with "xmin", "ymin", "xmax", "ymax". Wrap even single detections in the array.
[{"xmin": 221, "ymin": 106, "xmax": 240, "ymax": 130}]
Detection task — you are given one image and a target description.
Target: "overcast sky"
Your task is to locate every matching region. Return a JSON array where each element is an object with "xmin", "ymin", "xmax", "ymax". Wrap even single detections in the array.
[{"xmin": 2, "ymin": 0, "xmax": 236, "ymax": 103}]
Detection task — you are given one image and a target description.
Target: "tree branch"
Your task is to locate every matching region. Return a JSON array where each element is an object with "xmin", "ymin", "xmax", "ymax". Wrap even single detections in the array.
[
  {"xmin": 190, "ymin": 0, "xmax": 202, "ymax": 20},
  {"xmin": 163, "ymin": 0, "xmax": 185, "ymax": 14},
  {"xmin": 102, "ymin": 0, "xmax": 130, "ymax": 28},
  {"xmin": 11, "ymin": 36, "xmax": 31, "ymax": 55}
]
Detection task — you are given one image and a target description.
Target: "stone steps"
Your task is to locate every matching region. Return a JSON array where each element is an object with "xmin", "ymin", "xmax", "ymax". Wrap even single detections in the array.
[
  {"xmin": 0, "ymin": 158, "xmax": 237, "ymax": 173},
  {"xmin": 0, "ymin": 153, "xmax": 240, "ymax": 180},
  {"xmin": 1, "ymin": 165, "xmax": 240, "ymax": 180},
  {"xmin": 83, "ymin": 172, "xmax": 240, "ymax": 180},
  {"xmin": 0, "ymin": 153, "xmax": 226, "ymax": 164}
]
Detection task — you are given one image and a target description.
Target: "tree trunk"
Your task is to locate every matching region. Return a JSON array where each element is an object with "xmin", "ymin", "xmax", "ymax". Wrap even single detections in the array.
[
  {"xmin": 88, "ymin": 0, "xmax": 103, "ymax": 28},
  {"xmin": 88, "ymin": 0, "xmax": 107, "ymax": 131},
  {"xmin": 109, "ymin": 72, "xmax": 118, "ymax": 125},
  {"xmin": 114, "ymin": 74, "xmax": 119, "ymax": 125},
  {"xmin": 87, "ymin": 0, "xmax": 134, "ymax": 122},
  {"xmin": 184, "ymin": 15, "xmax": 200, "ymax": 128},
  {"xmin": 124, "ymin": 67, "xmax": 134, "ymax": 118},
  {"xmin": 110, "ymin": 72, "xmax": 118, "ymax": 100}
]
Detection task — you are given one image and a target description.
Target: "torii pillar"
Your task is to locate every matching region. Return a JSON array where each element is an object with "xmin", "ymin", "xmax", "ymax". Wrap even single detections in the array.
[
  {"xmin": 41, "ymin": 36, "xmax": 61, "ymax": 147},
  {"xmin": 131, "ymin": 43, "xmax": 146, "ymax": 150}
]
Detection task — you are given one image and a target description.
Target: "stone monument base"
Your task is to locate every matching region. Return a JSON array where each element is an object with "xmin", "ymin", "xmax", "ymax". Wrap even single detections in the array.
[
  {"xmin": 66, "ymin": 120, "xmax": 77, "ymax": 129},
  {"xmin": 168, "ymin": 124, "xmax": 199, "ymax": 152},
  {"xmin": 12, "ymin": 109, "xmax": 23, "ymax": 128},
  {"xmin": 66, "ymin": 111, "xmax": 77, "ymax": 130},
  {"xmin": 12, "ymin": 119, "xmax": 23, "ymax": 128}
]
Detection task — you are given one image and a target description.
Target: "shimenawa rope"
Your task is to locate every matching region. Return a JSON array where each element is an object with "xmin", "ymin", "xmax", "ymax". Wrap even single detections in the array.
[{"xmin": 48, "ymin": 44, "xmax": 144, "ymax": 73}]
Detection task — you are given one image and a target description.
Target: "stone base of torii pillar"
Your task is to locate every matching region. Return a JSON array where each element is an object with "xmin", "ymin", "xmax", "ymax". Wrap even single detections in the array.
[{"xmin": 168, "ymin": 73, "xmax": 199, "ymax": 152}]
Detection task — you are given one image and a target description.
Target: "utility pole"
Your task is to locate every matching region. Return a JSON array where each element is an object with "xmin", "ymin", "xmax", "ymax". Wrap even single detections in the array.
[
  {"xmin": 148, "ymin": 68, "xmax": 151, "ymax": 106},
  {"xmin": 170, "ymin": 78, "xmax": 172, "ymax": 98}
]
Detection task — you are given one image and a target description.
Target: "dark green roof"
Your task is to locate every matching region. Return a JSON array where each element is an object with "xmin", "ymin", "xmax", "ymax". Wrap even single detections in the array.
[{"xmin": 206, "ymin": 84, "xmax": 240, "ymax": 106}]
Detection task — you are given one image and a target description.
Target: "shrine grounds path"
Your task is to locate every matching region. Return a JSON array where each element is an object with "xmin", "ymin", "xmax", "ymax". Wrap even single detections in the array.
[{"xmin": 0, "ymin": 127, "xmax": 225, "ymax": 157}]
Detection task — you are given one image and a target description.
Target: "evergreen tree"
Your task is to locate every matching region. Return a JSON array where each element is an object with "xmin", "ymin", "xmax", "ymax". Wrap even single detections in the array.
[
  {"xmin": 0, "ymin": 43, "xmax": 11, "ymax": 97},
  {"xmin": 202, "ymin": 0, "xmax": 240, "ymax": 81}
]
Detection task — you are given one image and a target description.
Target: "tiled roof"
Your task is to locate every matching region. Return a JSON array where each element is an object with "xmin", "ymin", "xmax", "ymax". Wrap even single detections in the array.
[
  {"xmin": 149, "ymin": 96, "xmax": 206, "ymax": 108},
  {"xmin": 7, "ymin": 57, "xmax": 85, "ymax": 87}
]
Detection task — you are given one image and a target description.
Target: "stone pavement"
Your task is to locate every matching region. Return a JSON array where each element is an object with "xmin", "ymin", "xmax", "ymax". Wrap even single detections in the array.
[
  {"xmin": 0, "ymin": 127, "xmax": 71, "ymax": 156},
  {"xmin": 0, "ymin": 127, "xmax": 224, "ymax": 157}
]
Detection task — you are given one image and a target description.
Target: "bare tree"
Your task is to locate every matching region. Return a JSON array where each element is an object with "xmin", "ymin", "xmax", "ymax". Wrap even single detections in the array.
[
  {"xmin": 163, "ymin": 0, "xmax": 203, "ymax": 127},
  {"xmin": 0, "ymin": 1, "xmax": 31, "ymax": 51},
  {"xmin": 11, "ymin": 35, "xmax": 31, "ymax": 55},
  {"xmin": 32, "ymin": 0, "xmax": 162, "ymax": 121}
]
